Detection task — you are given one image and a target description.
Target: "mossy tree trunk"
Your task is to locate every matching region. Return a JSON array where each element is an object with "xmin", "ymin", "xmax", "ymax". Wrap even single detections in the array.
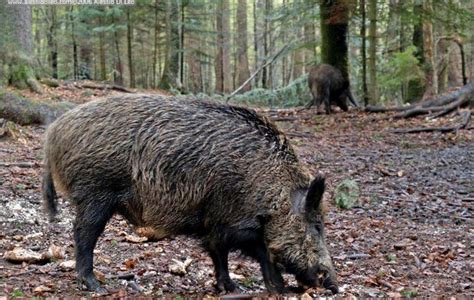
[
  {"xmin": 320, "ymin": 0, "xmax": 350, "ymax": 81},
  {"xmin": 0, "ymin": 2, "xmax": 42, "ymax": 93}
]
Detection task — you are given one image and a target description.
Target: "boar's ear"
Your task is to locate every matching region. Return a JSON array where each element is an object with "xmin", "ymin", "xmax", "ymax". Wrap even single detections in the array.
[
  {"xmin": 305, "ymin": 176, "xmax": 325, "ymax": 216},
  {"xmin": 291, "ymin": 188, "xmax": 307, "ymax": 214}
]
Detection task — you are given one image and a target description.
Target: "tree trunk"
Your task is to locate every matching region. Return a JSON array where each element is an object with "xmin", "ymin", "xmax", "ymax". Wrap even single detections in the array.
[
  {"xmin": 262, "ymin": 0, "xmax": 273, "ymax": 89},
  {"xmin": 0, "ymin": 2, "xmax": 42, "ymax": 93},
  {"xmin": 236, "ymin": 0, "xmax": 251, "ymax": 92},
  {"xmin": 151, "ymin": 0, "xmax": 160, "ymax": 88},
  {"xmin": 407, "ymin": 0, "xmax": 425, "ymax": 102},
  {"xmin": 126, "ymin": 8, "xmax": 135, "ymax": 88},
  {"xmin": 367, "ymin": 0, "xmax": 377, "ymax": 104},
  {"xmin": 291, "ymin": 28, "xmax": 304, "ymax": 80},
  {"xmin": 320, "ymin": 0, "xmax": 350, "ymax": 80},
  {"xmin": 422, "ymin": 0, "xmax": 437, "ymax": 99},
  {"xmin": 254, "ymin": 0, "xmax": 263, "ymax": 88},
  {"xmin": 46, "ymin": 6, "xmax": 58, "ymax": 79},
  {"xmin": 360, "ymin": 0, "xmax": 369, "ymax": 106},
  {"xmin": 186, "ymin": 35, "xmax": 202, "ymax": 93},
  {"xmin": 179, "ymin": 0, "xmax": 185, "ymax": 88},
  {"xmin": 98, "ymin": 11, "xmax": 107, "ymax": 81},
  {"xmin": 303, "ymin": 18, "xmax": 316, "ymax": 72},
  {"xmin": 69, "ymin": 7, "xmax": 78, "ymax": 80},
  {"xmin": 79, "ymin": 45, "xmax": 92, "ymax": 80},
  {"xmin": 385, "ymin": 0, "xmax": 400, "ymax": 55},
  {"xmin": 159, "ymin": 0, "xmax": 180, "ymax": 90},
  {"xmin": 437, "ymin": 39, "xmax": 449, "ymax": 93},
  {"xmin": 214, "ymin": 0, "xmax": 232, "ymax": 93}
]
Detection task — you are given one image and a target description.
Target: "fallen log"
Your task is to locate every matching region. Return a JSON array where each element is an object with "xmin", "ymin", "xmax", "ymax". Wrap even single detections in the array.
[
  {"xmin": 390, "ymin": 111, "xmax": 471, "ymax": 134},
  {"xmin": 75, "ymin": 82, "xmax": 134, "ymax": 93},
  {"xmin": 366, "ymin": 82, "xmax": 474, "ymax": 114},
  {"xmin": 0, "ymin": 91, "xmax": 76, "ymax": 125}
]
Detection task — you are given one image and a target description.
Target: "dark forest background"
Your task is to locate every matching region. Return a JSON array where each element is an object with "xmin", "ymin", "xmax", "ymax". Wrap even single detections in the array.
[{"xmin": 0, "ymin": 0, "xmax": 473, "ymax": 107}]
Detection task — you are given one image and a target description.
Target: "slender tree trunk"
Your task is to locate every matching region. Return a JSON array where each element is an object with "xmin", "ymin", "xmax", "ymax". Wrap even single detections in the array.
[
  {"xmin": 179, "ymin": 0, "xmax": 185, "ymax": 88},
  {"xmin": 281, "ymin": 0, "xmax": 287, "ymax": 85},
  {"xmin": 236, "ymin": 0, "xmax": 251, "ymax": 92},
  {"xmin": 303, "ymin": 18, "xmax": 316, "ymax": 72},
  {"xmin": 422, "ymin": 0, "xmax": 437, "ymax": 98},
  {"xmin": 438, "ymin": 38, "xmax": 449, "ymax": 93},
  {"xmin": 98, "ymin": 12, "xmax": 106, "ymax": 81},
  {"xmin": 367, "ymin": 0, "xmax": 377, "ymax": 104},
  {"xmin": 214, "ymin": 0, "xmax": 232, "ymax": 93},
  {"xmin": 254, "ymin": 0, "xmax": 263, "ymax": 88},
  {"xmin": 126, "ymin": 8, "xmax": 135, "ymax": 88},
  {"xmin": 112, "ymin": 14, "xmax": 123, "ymax": 85},
  {"xmin": 262, "ymin": 0, "xmax": 273, "ymax": 89},
  {"xmin": 47, "ymin": 6, "xmax": 58, "ymax": 79},
  {"xmin": 70, "ymin": 7, "xmax": 78, "ymax": 80},
  {"xmin": 360, "ymin": 0, "xmax": 369, "ymax": 106},
  {"xmin": 407, "ymin": 0, "xmax": 425, "ymax": 102},
  {"xmin": 152, "ymin": 0, "xmax": 160, "ymax": 88},
  {"xmin": 292, "ymin": 28, "xmax": 303, "ymax": 80}
]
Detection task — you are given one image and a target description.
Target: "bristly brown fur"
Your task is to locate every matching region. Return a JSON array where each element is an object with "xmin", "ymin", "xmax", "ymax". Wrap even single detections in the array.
[{"xmin": 42, "ymin": 94, "xmax": 338, "ymax": 294}]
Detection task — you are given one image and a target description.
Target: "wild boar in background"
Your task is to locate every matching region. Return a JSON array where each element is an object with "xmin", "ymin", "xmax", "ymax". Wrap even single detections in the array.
[
  {"xmin": 42, "ymin": 94, "xmax": 339, "ymax": 294},
  {"xmin": 307, "ymin": 64, "xmax": 358, "ymax": 113}
]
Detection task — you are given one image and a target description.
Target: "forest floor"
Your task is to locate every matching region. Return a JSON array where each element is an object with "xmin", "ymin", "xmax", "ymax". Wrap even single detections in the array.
[{"xmin": 0, "ymin": 85, "xmax": 473, "ymax": 298}]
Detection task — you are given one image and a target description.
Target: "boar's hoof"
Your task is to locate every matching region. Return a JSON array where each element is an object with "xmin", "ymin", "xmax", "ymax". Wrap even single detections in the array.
[
  {"xmin": 80, "ymin": 275, "xmax": 107, "ymax": 294},
  {"xmin": 327, "ymin": 284, "xmax": 339, "ymax": 294},
  {"xmin": 216, "ymin": 277, "xmax": 237, "ymax": 293},
  {"xmin": 322, "ymin": 279, "xmax": 339, "ymax": 294},
  {"xmin": 265, "ymin": 283, "xmax": 286, "ymax": 295}
]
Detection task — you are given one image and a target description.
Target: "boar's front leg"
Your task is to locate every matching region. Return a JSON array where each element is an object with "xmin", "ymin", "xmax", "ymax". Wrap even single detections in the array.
[
  {"xmin": 208, "ymin": 245, "xmax": 237, "ymax": 292},
  {"xmin": 253, "ymin": 243, "xmax": 285, "ymax": 294}
]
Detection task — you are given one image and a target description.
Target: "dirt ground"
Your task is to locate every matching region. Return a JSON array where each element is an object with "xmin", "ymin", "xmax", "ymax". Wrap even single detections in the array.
[{"xmin": 0, "ymin": 94, "xmax": 472, "ymax": 298}]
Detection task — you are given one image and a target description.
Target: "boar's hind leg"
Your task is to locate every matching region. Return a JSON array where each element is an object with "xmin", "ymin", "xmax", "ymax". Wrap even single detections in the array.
[
  {"xmin": 208, "ymin": 245, "xmax": 237, "ymax": 292},
  {"xmin": 73, "ymin": 192, "xmax": 115, "ymax": 292},
  {"xmin": 322, "ymin": 86, "xmax": 332, "ymax": 114}
]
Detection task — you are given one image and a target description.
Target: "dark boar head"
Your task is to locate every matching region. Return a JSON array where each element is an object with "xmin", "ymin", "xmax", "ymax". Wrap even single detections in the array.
[{"xmin": 266, "ymin": 176, "xmax": 339, "ymax": 294}]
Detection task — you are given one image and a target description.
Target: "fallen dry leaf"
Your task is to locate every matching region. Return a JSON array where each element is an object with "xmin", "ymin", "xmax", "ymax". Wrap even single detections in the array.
[{"xmin": 3, "ymin": 247, "xmax": 49, "ymax": 264}]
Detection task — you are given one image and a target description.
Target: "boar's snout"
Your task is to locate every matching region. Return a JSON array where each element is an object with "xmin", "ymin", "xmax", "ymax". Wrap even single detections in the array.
[{"xmin": 296, "ymin": 265, "xmax": 338, "ymax": 294}]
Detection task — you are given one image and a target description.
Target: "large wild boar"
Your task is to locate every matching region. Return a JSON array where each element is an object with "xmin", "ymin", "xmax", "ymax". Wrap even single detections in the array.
[
  {"xmin": 307, "ymin": 64, "xmax": 358, "ymax": 114},
  {"xmin": 42, "ymin": 95, "xmax": 338, "ymax": 294}
]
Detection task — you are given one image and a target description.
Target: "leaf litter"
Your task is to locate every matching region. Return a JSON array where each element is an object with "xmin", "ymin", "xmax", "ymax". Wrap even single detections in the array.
[{"xmin": 0, "ymin": 104, "xmax": 472, "ymax": 298}]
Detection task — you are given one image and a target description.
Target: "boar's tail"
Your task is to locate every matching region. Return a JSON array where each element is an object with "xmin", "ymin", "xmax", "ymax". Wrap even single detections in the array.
[{"xmin": 42, "ymin": 164, "xmax": 58, "ymax": 222}]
